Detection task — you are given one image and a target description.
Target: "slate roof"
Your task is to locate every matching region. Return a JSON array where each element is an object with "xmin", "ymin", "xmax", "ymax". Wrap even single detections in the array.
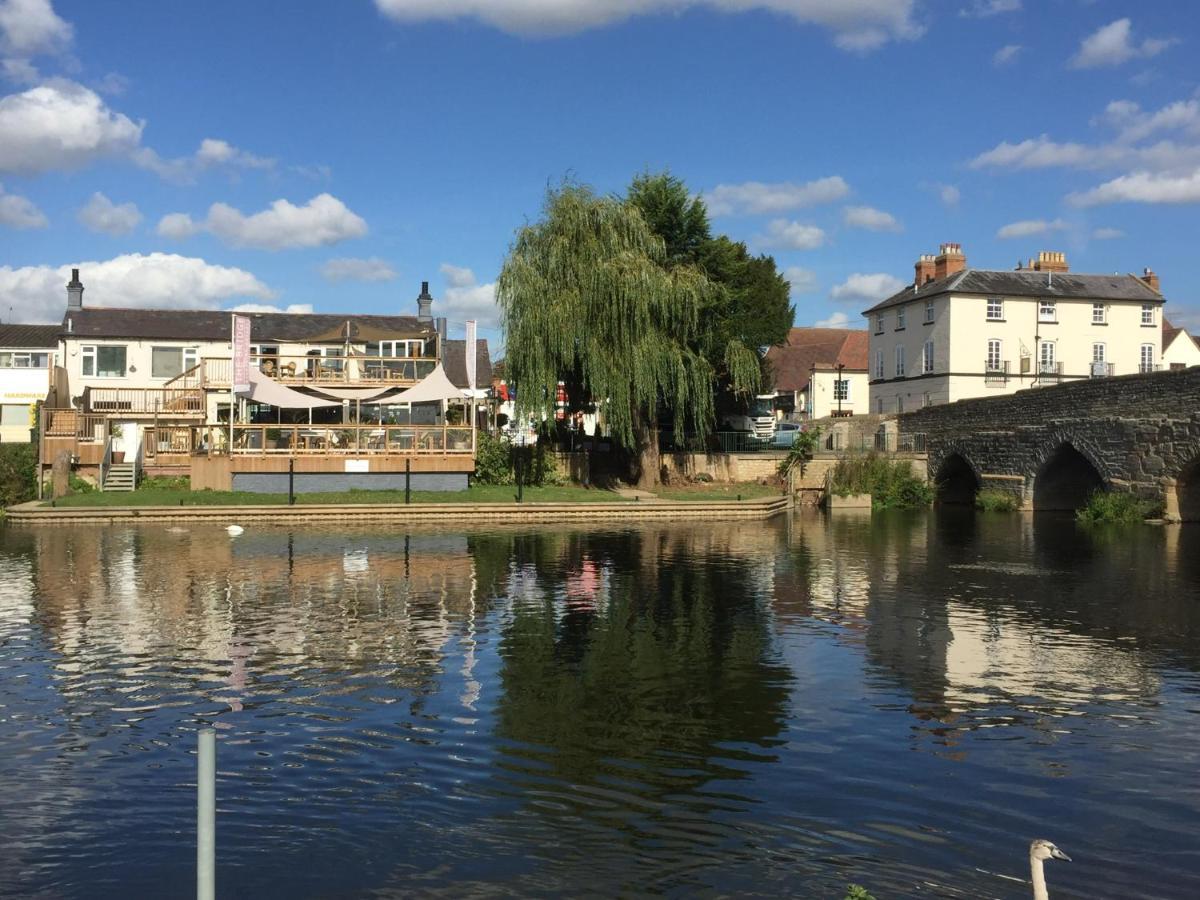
[
  {"xmin": 61, "ymin": 307, "xmax": 433, "ymax": 342},
  {"xmin": 765, "ymin": 328, "xmax": 869, "ymax": 393},
  {"xmin": 1163, "ymin": 317, "xmax": 1182, "ymax": 349},
  {"xmin": 443, "ymin": 338, "xmax": 493, "ymax": 390},
  {"xmin": 0, "ymin": 324, "xmax": 61, "ymax": 348},
  {"xmin": 863, "ymin": 269, "xmax": 1164, "ymax": 315}
]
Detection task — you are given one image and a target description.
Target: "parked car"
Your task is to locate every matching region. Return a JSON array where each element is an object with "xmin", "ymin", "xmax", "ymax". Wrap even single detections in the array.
[{"xmin": 771, "ymin": 421, "xmax": 804, "ymax": 448}]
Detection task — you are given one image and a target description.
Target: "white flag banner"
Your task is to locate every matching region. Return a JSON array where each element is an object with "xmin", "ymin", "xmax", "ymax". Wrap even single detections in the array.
[
  {"xmin": 465, "ymin": 319, "xmax": 477, "ymax": 391},
  {"xmin": 232, "ymin": 314, "xmax": 252, "ymax": 394}
]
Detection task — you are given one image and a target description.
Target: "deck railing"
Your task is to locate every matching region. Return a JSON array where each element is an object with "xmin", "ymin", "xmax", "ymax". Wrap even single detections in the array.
[
  {"xmin": 85, "ymin": 386, "xmax": 205, "ymax": 415},
  {"xmin": 202, "ymin": 355, "xmax": 438, "ymax": 387},
  {"xmin": 199, "ymin": 424, "xmax": 476, "ymax": 456}
]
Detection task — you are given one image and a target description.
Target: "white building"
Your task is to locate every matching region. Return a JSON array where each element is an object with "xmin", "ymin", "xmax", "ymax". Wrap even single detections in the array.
[
  {"xmin": 1162, "ymin": 319, "xmax": 1200, "ymax": 370},
  {"xmin": 864, "ymin": 244, "xmax": 1166, "ymax": 413},
  {"xmin": 765, "ymin": 327, "xmax": 869, "ymax": 420},
  {"xmin": 0, "ymin": 325, "xmax": 59, "ymax": 443}
]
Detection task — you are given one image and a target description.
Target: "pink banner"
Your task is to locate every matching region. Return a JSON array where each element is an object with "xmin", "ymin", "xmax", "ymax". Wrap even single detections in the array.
[
  {"xmin": 232, "ymin": 314, "xmax": 252, "ymax": 393},
  {"xmin": 465, "ymin": 320, "xmax": 477, "ymax": 391}
]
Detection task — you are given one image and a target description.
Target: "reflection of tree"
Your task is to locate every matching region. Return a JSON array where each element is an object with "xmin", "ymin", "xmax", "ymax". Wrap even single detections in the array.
[{"xmin": 493, "ymin": 532, "xmax": 792, "ymax": 788}]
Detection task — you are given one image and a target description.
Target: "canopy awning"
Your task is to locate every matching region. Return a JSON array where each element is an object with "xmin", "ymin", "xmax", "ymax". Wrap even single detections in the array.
[
  {"xmin": 390, "ymin": 364, "xmax": 469, "ymax": 404},
  {"xmin": 311, "ymin": 385, "xmax": 402, "ymax": 401},
  {"xmin": 236, "ymin": 368, "xmax": 340, "ymax": 409}
]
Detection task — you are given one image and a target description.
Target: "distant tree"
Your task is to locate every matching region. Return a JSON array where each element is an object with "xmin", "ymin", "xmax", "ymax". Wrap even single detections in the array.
[
  {"xmin": 498, "ymin": 183, "xmax": 719, "ymax": 488},
  {"xmin": 625, "ymin": 171, "xmax": 710, "ymax": 266}
]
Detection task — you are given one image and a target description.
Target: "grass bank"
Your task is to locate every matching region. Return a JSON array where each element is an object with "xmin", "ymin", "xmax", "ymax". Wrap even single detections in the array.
[
  {"xmin": 43, "ymin": 484, "xmax": 629, "ymax": 508},
  {"xmin": 654, "ymin": 481, "xmax": 782, "ymax": 501}
]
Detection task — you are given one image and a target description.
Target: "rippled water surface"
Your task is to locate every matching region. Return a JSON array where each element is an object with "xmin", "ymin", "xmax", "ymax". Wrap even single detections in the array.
[{"xmin": 2, "ymin": 511, "xmax": 1200, "ymax": 898}]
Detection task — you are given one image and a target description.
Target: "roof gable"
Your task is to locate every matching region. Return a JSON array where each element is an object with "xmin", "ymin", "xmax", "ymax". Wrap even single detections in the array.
[{"xmin": 766, "ymin": 327, "xmax": 869, "ymax": 392}]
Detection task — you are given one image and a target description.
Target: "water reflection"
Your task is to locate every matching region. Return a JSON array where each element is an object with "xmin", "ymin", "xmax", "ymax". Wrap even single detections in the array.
[{"xmin": 0, "ymin": 514, "xmax": 1198, "ymax": 898}]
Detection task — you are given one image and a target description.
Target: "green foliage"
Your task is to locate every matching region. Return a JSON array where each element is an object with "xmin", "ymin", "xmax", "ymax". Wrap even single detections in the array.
[
  {"xmin": 0, "ymin": 443, "xmax": 37, "ymax": 507},
  {"xmin": 777, "ymin": 426, "xmax": 821, "ymax": 475},
  {"xmin": 844, "ymin": 886, "xmax": 877, "ymax": 900},
  {"xmin": 696, "ymin": 234, "xmax": 794, "ymax": 355},
  {"xmin": 1075, "ymin": 489, "xmax": 1159, "ymax": 525},
  {"xmin": 498, "ymin": 182, "xmax": 719, "ymax": 452},
  {"xmin": 625, "ymin": 170, "xmax": 710, "ymax": 266},
  {"xmin": 975, "ymin": 487, "xmax": 1020, "ymax": 512},
  {"xmin": 473, "ymin": 431, "xmax": 515, "ymax": 485},
  {"xmin": 829, "ymin": 453, "xmax": 934, "ymax": 509},
  {"xmin": 141, "ymin": 474, "xmax": 190, "ymax": 491}
]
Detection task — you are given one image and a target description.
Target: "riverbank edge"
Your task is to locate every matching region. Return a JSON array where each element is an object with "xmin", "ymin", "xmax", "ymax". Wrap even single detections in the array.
[{"xmin": 3, "ymin": 496, "xmax": 792, "ymax": 526}]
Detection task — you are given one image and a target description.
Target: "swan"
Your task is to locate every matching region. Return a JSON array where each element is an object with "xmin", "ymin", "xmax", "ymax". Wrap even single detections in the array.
[
  {"xmin": 1029, "ymin": 839, "xmax": 1070, "ymax": 900},
  {"xmin": 226, "ymin": 525, "xmax": 244, "ymax": 536}
]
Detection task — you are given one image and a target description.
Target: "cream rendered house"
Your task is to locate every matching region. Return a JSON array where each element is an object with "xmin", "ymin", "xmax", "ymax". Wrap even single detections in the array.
[
  {"xmin": 765, "ymin": 327, "xmax": 869, "ymax": 420},
  {"xmin": 0, "ymin": 325, "xmax": 59, "ymax": 443},
  {"xmin": 864, "ymin": 244, "xmax": 1166, "ymax": 413}
]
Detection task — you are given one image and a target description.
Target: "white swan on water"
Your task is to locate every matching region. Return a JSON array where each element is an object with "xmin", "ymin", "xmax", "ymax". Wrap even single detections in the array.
[
  {"xmin": 1030, "ymin": 839, "xmax": 1070, "ymax": 900},
  {"xmin": 226, "ymin": 525, "xmax": 244, "ymax": 536}
]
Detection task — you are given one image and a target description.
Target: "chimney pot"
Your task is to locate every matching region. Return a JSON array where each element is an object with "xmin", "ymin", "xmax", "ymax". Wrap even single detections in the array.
[
  {"xmin": 933, "ymin": 242, "xmax": 967, "ymax": 281},
  {"xmin": 1141, "ymin": 267, "xmax": 1160, "ymax": 292},
  {"xmin": 416, "ymin": 279, "xmax": 434, "ymax": 322},
  {"xmin": 66, "ymin": 268, "xmax": 84, "ymax": 310}
]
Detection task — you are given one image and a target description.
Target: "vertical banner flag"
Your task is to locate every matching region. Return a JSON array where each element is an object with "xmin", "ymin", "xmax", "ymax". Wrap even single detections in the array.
[
  {"xmin": 465, "ymin": 319, "xmax": 477, "ymax": 391},
  {"xmin": 232, "ymin": 314, "xmax": 252, "ymax": 394}
]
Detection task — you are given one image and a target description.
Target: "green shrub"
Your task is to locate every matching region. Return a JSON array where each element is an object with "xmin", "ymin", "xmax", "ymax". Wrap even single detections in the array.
[
  {"xmin": 473, "ymin": 432, "xmax": 566, "ymax": 486},
  {"xmin": 1076, "ymin": 489, "xmax": 1159, "ymax": 525},
  {"xmin": 975, "ymin": 487, "xmax": 1019, "ymax": 512},
  {"xmin": 844, "ymin": 887, "xmax": 877, "ymax": 900},
  {"xmin": 141, "ymin": 474, "xmax": 190, "ymax": 491},
  {"xmin": 777, "ymin": 425, "xmax": 821, "ymax": 476},
  {"xmin": 0, "ymin": 443, "xmax": 37, "ymax": 507},
  {"xmin": 829, "ymin": 452, "xmax": 934, "ymax": 509}
]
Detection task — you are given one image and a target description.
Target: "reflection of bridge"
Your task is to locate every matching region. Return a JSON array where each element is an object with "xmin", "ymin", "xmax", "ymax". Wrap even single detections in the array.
[{"xmin": 898, "ymin": 368, "xmax": 1200, "ymax": 519}]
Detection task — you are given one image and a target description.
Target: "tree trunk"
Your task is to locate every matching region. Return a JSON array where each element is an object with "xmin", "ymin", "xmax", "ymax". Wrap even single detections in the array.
[{"xmin": 633, "ymin": 414, "xmax": 661, "ymax": 491}]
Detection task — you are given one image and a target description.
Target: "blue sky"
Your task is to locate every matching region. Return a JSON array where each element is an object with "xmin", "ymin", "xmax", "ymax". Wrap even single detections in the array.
[{"xmin": 2, "ymin": 0, "xmax": 1198, "ymax": 351}]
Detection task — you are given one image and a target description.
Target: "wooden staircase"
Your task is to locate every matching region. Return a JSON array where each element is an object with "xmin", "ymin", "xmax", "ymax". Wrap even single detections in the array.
[{"xmin": 102, "ymin": 462, "xmax": 137, "ymax": 492}]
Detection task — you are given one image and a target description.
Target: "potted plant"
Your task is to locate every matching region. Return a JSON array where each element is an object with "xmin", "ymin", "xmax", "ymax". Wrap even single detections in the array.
[{"xmin": 110, "ymin": 424, "xmax": 126, "ymax": 463}]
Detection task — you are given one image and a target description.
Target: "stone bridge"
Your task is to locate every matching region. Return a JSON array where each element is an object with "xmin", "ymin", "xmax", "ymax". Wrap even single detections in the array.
[{"xmin": 896, "ymin": 368, "xmax": 1200, "ymax": 520}]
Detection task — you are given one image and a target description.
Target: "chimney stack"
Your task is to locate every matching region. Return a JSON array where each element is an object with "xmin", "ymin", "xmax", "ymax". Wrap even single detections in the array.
[
  {"xmin": 913, "ymin": 254, "xmax": 937, "ymax": 286},
  {"xmin": 933, "ymin": 242, "xmax": 966, "ymax": 281},
  {"xmin": 1141, "ymin": 267, "xmax": 1160, "ymax": 292},
  {"xmin": 416, "ymin": 280, "xmax": 433, "ymax": 322},
  {"xmin": 1031, "ymin": 251, "xmax": 1069, "ymax": 274},
  {"xmin": 67, "ymin": 268, "xmax": 84, "ymax": 310}
]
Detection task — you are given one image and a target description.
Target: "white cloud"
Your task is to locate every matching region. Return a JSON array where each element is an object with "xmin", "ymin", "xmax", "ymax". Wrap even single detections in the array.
[
  {"xmin": 374, "ymin": 1, "xmax": 922, "ymax": 50},
  {"xmin": 0, "ymin": 181, "xmax": 46, "ymax": 228},
  {"xmin": 993, "ymin": 44, "xmax": 1022, "ymax": 66},
  {"xmin": 760, "ymin": 219, "xmax": 826, "ymax": 250},
  {"xmin": 1070, "ymin": 18, "xmax": 1174, "ymax": 70},
  {"xmin": 0, "ymin": 0, "xmax": 71, "ymax": 59},
  {"xmin": 996, "ymin": 217, "xmax": 1068, "ymax": 239},
  {"xmin": 1068, "ymin": 168, "xmax": 1200, "ymax": 206},
  {"xmin": 77, "ymin": 191, "xmax": 141, "ymax": 235},
  {"xmin": 438, "ymin": 262, "xmax": 499, "ymax": 328},
  {"xmin": 843, "ymin": 204, "xmax": 901, "ymax": 232},
  {"xmin": 813, "ymin": 311, "xmax": 850, "ymax": 328},
  {"xmin": 831, "ymin": 273, "xmax": 904, "ymax": 304},
  {"xmin": 1091, "ymin": 227, "xmax": 1124, "ymax": 240},
  {"xmin": 939, "ymin": 184, "xmax": 961, "ymax": 206},
  {"xmin": 0, "ymin": 253, "xmax": 274, "ymax": 323},
  {"xmin": 320, "ymin": 257, "xmax": 397, "ymax": 282},
  {"xmin": 133, "ymin": 137, "xmax": 275, "ymax": 184},
  {"xmin": 962, "ymin": 0, "xmax": 1020, "ymax": 18},
  {"xmin": 156, "ymin": 212, "xmax": 198, "ymax": 240},
  {"xmin": 161, "ymin": 193, "xmax": 368, "ymax": 250},
  {"xmin": 0, "ymin": 81, "xmax": 142, "ymax": 175},
  {"xmin": 230, "ymin": 302, "xmax": 314, "ymax": 315},
  {"xmin": 784, "ymin": 265, "xmax": 818, "ymax": 295},
  {"xmin": 703, "ymin": 175, "xmax": 849, "ymax": 215},
  {"xmin": 1098, "ymin": 98, "xmax": 1200, "ymax": 145}
]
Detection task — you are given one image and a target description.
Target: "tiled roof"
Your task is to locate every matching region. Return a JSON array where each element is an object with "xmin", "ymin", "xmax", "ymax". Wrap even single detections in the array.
[
  {"xmin": 0, "ymin": 324, "xmax": 60, "ymax": 348},
  {"xmin": 765, "ymin": 327, "xmax": 869, "ymax": 393},
  {"xmin": 864, "ymin": 269, "xmax": 1164, "ymax": 314},
  {"xmin": 443, "ymin": 338, "xmax": 493, "ymax": 389},
  {"xmin": 1163, "ymin": 317, "xmax": 1182, "ymax": 349},
  {"xmin": 61, "ymin": 307, "xmax": 433, "ymax": 342}
]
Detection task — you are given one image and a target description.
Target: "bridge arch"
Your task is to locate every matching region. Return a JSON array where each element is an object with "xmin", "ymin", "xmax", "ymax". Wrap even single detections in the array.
[
  {"xmin": 1177, "ymin": 456, "xmax": 1200, "ymax": 523},
  {"xmin": 934, "ymin": 451, "xmax": 981, "ymax": 505},
  {"xmin": 1031, "ymin": 440, "xmax": 1106, "ymax": 512}
]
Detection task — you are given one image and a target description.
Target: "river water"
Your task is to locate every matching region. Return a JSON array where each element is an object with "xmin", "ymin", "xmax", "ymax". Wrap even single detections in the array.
[{"xmin": 1, "ymin": 511, "xmax": 1198, "ymax": 899}]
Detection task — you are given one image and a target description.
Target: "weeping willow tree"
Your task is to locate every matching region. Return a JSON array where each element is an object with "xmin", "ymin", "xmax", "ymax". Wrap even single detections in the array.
[{"xmin": 498, "ymin": 183, "xmax": 761, "ymax": 488}]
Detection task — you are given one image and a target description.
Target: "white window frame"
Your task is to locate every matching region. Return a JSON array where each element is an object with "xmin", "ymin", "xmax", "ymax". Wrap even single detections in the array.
[
  {"xmin": 1038, "ymin": 300, "xmax": 1057, "ymax": 323},
  {"xmin": 875, "ymin": 314, "xmax": 885, "ymax": 334},
  {"xmin": 895, "ymin": 345, "xmax": 906, "ymax": 377},
  {"xmin": 1092, "ymin": 342, "xmax": 1106, "ymax": 362},
  {"xmin": 922, "ymin": 392, "xmax": 932, "ymax": 408},
  {"xmin": 1092, "ymin": 303, "xmax": 1106, "ymax": 324},
  {"xmin": 924, "ymin": 298, "xmax": 935, "ymax": 323},
  {"xmin": 897, "ymin": 394, "xmax": 905, "ymax": 413},
  {"xmin": 987, "ymin": 339, "xmax": 1002, "ymax": 371},
  {"xmin": 81, "ymin": 345, "xmax": 126, "ymax": 378},
  {"xmin": 1039, "ymin": 341, "xmax": 1056, "ymax": 372},
  {"xmin": 896, "ymin": 307, "xmax": 907, "ymax": 330},
  {"xmin": 1141, "ymin": 343, "xmax": 1155, "ymax": 370},
  {"xmin": 150, "ymin": 345, "xmax": 199, "ymax": 380},
  {"xmin": 987, "ymin": 298, "xmax": 1003, "ymax": 321},
  {"xmin": 922, "ymin": 340, "xmax": 934, "ymax": 374},
  {"xmin": 1141, "ymin": 304, "xmax": 1155, "ymax": 326},
  {"xmin": 874, "ymin": 349, "xmax": 883, "ymax": 379},
  {"xmin": 833, "ymin": 378, "xmax": 851, "ymax": 402}
]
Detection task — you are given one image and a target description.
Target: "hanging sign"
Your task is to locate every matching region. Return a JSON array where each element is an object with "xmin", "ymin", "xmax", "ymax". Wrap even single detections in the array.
[{"xmin": 232, "ymin": 315, "xmax": 252, "ymax": 394}]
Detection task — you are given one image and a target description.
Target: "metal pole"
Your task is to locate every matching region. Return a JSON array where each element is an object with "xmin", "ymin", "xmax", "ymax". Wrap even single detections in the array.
[
  {"xmin": 405, "ymin": 457, "xmax": 411, "ymax": 504},
  {"xmin": 197, "ymin": 728, "xmax": 215, "ymax": 900},
  {"xmin": 288, "ymin": 457, "xmax": 295, "ymax": 505},
  {"xmin": 517, "ymin": 447, "xmax": 524, "ymax": 503}
]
